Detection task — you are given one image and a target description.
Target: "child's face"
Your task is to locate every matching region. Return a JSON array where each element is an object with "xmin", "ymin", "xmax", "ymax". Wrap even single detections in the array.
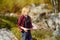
[{"xmin": 22, "ymin": 8, "xmax": 30, "ymax": 16}]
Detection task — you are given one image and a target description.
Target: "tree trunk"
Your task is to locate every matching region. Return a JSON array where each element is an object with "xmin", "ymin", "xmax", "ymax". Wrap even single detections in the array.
[{"xmin": 50, "ymin": 0, "xmax": 58, "ymax": 16}]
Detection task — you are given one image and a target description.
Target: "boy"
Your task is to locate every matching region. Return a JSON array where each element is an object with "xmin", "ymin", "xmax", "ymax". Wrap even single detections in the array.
[{"xmin": 18, "ymin": 7, "xmax": 33, "ymax": 40}]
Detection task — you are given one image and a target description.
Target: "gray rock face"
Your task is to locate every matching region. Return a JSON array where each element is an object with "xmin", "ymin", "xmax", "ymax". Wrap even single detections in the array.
[
  {"xmin": 29, "ymin": 4, "xmax": 60, "ymax": 37},
  {"xmin": 0, "ymin": 29, "xmax": 18, "ymax": 40}
]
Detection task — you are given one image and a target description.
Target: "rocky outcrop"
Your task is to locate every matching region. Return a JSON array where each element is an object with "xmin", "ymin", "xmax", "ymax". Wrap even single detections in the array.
[{"xmin": 0, "ymin": 28, "xmax": 18, "ymax": 40}]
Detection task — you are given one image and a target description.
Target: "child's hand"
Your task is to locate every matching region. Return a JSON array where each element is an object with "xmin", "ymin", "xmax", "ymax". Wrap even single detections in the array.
[
  {"xmin": 23, "ymin": 28, "xmax": 28, "ymax": 32},
  {"xmin": 21, "ymin": 27, "xmax": 28, "ymax": 32},
  {"xmin": 32, "ymin": 26, "xmax": 38, "ymax": 30}
]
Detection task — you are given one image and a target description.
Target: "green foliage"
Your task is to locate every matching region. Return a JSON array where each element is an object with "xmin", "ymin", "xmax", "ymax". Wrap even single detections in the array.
[
  {"xmin": 0, "ymin": 0, "xmax": 54, "ymax": 13},
  {"xmin": 11, "ymin": 27, "xmax": 22, "ymax": 40},
  {"xmin": 2, "ymin": 0, "xmax": 15, "ymax": 12},
  {"xmin": 0, "ymin": 0, "xmax": 3, "ymax": 4},
  {"xmin": 0, "ymin": 20, "xmax": 11, "ymax": 29},
  {"xmin": 31, "ymin": 29, "xmax": 53, "ymax": 40},
  {"xmin": 33, "ymin": 0, "xmax": 41, "ymax": 5},
  {"xmin": 58, "ymin": 0, "xmax": 60, "ymax": 11},
  {"xmin": 11, "ymin": 27, "xmax": 53, "ymax": 40},
  {"xmin": 0, "ymin": 16, "xmax": 18, "ymax": 24},
  {"xmin": 0, "ymin": 16, "xmax": 18, "ymax": 30},
  {"xmin": 56, "ymin": 36, "xmax": 60, "ymax": 40}
]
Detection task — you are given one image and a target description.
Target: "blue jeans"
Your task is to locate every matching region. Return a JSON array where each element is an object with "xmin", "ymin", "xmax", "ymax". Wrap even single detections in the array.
[{"xmin": 22, "ymin": 31, "xmax": 32, "ymax": 40}]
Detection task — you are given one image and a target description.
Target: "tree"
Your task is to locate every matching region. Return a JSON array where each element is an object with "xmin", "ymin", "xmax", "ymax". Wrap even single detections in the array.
[
  {"xmin": 50, "ymin": 0, "xmax": 58, "ymax": 14},
  {"xmin": 58, "ymin": 0, "xmax": 60, "ymax": 12}
]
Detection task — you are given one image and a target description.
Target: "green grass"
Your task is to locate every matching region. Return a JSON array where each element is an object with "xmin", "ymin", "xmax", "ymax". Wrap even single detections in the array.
[
  {"xmin": 11, "ymin": 26, "xmax": 53, "ymax": 40},
  {"xmin": 11, "ymin": 27, "xmax": 22, "ymax": 40},
  {"xmin": 56, "ymin": 36, "xmax": 60, "ymax": 40}
]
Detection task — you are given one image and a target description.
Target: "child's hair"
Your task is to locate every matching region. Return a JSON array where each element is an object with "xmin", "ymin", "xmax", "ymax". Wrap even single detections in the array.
[{"xmin": 22, "ymin": 6, "xmax": 30, "ymax": 13}]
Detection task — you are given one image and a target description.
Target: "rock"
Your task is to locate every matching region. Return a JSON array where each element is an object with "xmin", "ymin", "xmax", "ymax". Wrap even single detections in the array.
[{"xmin": 0, "ymin": 28, "xmax": 18, "ymax": 40}]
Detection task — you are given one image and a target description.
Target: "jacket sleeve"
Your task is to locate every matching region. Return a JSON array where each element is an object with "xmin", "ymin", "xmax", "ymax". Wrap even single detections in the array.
[{"xmin": 17, "ymin": 15, "xmax": 23, "ymax": 28}]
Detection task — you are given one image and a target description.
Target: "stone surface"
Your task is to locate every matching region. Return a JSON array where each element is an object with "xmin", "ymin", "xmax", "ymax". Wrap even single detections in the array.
[
  {"xmin": 29, "ymin": 4, "xmax": 60, "ymax": 37},
  {"xmin": 0, "ymin": 28, "xmax": 18, "ymax": 40}
]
